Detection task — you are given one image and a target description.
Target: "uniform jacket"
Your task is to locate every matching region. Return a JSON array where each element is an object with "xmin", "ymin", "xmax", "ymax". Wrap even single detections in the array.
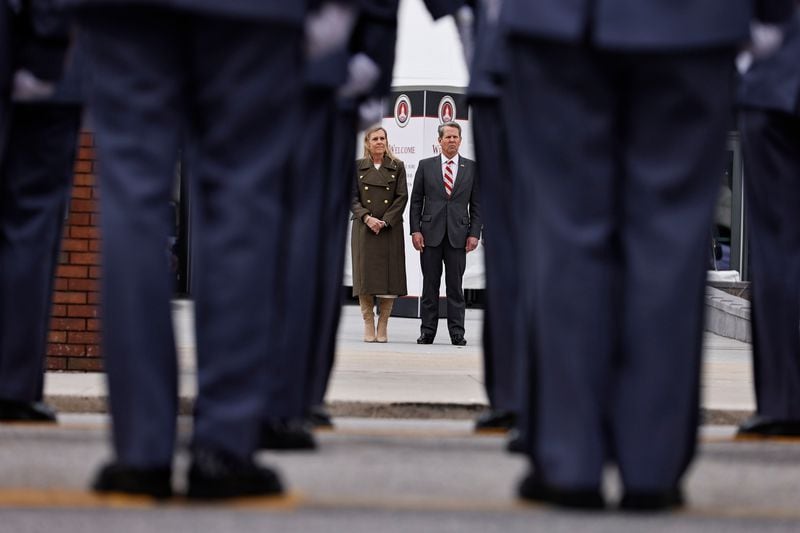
[
  {"xmin": 57, "ymin": 0, "xmax": 305, "ymax": 24},
  {"xmin": 467, "ymin": 0, "xmax": 506, "ymax": 99},
  {"xmin": 350, "ymin": 155, "xmax": 408, "ymax": 296},
  {"xmin": 739, "ymin": 6, "xmax": 800, "ymax": 115},
  {"xmin": 410, "ymin": 154, "xmax": 481, "ymax": 249},
  {"xmin": 500, "ymin": 0, "xmax": 795, "ymax": 49}
]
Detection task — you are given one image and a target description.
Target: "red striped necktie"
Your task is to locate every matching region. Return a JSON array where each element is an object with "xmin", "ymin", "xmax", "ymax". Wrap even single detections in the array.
[{"xmin": 444, "ymin": 160, "xmax": 454, "ymax": 197}]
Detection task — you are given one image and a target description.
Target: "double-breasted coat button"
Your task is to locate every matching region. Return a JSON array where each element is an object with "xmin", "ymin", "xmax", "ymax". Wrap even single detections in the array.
[
  {"xmin": 386, "ymin": 187, "xmax": 390, "ymax": 190},
  {"xmin": 384, "ymin": 199, "xmax": 388, "ymax": 204},
  {"xmin": 367, "ymin": 199, "xmax": 371, "ymax": 203},
  {"xmin": 365, "ymin": 186, "xmax": 369, "ymax": 190}
]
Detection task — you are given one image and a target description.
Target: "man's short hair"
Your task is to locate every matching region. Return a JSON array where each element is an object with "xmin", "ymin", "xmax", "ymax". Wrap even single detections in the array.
[{"xmin": 438, "ymin": 121, "xmax": 461, "ymax": 140}]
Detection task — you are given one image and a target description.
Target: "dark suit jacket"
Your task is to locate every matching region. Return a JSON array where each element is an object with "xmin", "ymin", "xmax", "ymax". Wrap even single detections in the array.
[
  {"xmin": 58, "ymin": 0, "xmax": 305, "ymax": 23},
  {"xmin": 410, "ymin": 154, "xmax": 481, "ymax": 248},
  {"xmin": 501, "ymin": 0, "xmax": 795, "ymax": 49},
  {"xmin": 739, "ymin": 6, "xmax": 800, "ymax": 115}
]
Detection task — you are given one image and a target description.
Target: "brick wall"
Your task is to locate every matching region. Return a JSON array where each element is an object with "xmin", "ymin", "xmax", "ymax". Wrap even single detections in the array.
[{"xmin": 47, "ymin": 131, "xmax": 103, "ymax": 371}]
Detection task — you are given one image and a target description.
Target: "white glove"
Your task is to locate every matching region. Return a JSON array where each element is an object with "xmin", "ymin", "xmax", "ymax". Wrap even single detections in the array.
[
  {"xmin": 454, "ymin": 5, "xmax": 475, "ymax": 65},
  {"xmin": 749, "ymin": 21, "xmax": 785, "ymax": 59},
  {"xmin": 12, "ymin": 69, "xmax": 56, "ymax": 101},
  {"xmin": 357, "ymin": 98, "xmax": 383, "ymax": 132},
  {"xmin": 736, "ymin": 21, "xmax": 785, "ymax": 74},
  {"xmin": 306, "ymin": 2, "xmax": 357, "ymax": 60},
  {"xmin": 338, "ymin": 53, "xmax": 381, "ymax": 100}
]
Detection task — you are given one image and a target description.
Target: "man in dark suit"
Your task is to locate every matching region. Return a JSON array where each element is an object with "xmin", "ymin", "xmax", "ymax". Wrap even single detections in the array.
[
  {"xmin": 0, "ymin": 0, "xmax": 83, "ymax": 423},
  {"xmin": 498, "ymin": 0, "xmax": 794, "ymax": 511},
  {"xmin": 737, "ymin": 3, "xmax": 800, "ymax": 438},
  {"xmin": 410, "ymin": 122, "xmax": 481, "ymax": 346},
  {"xmin": 65, "ymin": 0, "xmax": 306, "ymax": 500}
]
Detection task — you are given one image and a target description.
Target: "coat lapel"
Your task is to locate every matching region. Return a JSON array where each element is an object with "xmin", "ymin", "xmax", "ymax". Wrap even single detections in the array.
[
  {"xmin": 359, "ymin": 156, "xmax": 397, "ymax": 187},
  {"xmin": 432, "ymin": 156, "xmax": 447, "ymax": 198},
  {"xmin": 450, "ymin": 159, "xmax": 468, "ymax": 197}
]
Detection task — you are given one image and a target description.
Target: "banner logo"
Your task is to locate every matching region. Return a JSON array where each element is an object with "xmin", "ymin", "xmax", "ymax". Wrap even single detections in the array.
[
  {"xmin": 438, "ymin": 96, "xmax": 456, "ymax": 124},
  {"xmin": 394, "ymin": 94, "xmax": 412, "ymax": 128}
]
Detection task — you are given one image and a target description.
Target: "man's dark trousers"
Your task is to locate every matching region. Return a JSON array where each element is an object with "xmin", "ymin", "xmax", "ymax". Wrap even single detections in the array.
[
  {"xmin": 503, "ymin": 39, "xmax": 736, "ymax": 492},
  {"xmin": 420, "ymin": 238, "xmax": 466, "ymax": 338},
  {"xmin": 81, "ymin": 8, "xmax": 303, "ymax": 467}
]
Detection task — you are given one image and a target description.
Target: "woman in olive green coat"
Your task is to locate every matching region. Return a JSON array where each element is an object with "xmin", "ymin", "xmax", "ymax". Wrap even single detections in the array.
[{"xmin": 351, "ymin": 126, "xmax": 408, "ymax": 342}]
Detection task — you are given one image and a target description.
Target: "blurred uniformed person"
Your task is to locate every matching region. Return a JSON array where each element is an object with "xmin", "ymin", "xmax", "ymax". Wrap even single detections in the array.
[
  {"xmin": 499, "ymin": 0, "xmax": 794, "ymax": 511},
  {"xmin": 737, "ymin": 2, "xmax": 800, "ymax": 438},
  {"xmin": 302, "ymin": 0, "xmax": 470, "ymax": 431},
  {"xmin": 259, "ymin": 0, "xmax": 358, "ymax": 450},
  {"xmin": 0, "ymin": 0, "xmax": 84, "ymax": 423},
  {"xmin": 63, "ymin": 0, "xmax": 306, "ymax": 500},
  {"xmin": 462, "ymin": 0, "xmax": 523, "ymax": 436}
]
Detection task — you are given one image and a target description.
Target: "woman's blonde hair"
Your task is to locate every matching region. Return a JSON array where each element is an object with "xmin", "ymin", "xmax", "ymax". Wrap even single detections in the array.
[{"xmin": 362, "ymin": 126, "xmax": 400, "ymax": 162}]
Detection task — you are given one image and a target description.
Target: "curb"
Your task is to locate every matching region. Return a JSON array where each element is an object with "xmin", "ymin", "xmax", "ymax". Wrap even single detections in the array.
[
  {"xmin": 705, "ymin": 286, "xmax": 751, "ymax": 343},
  {"xmin": 44, "ymin": 395, "xmax": 752, "ymax": 425}
]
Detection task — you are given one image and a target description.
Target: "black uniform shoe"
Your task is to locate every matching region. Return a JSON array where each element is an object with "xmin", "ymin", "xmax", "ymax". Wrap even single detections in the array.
[
  {"xmin": 737, "ymin": 415, "xmax": 800, "ymax": 437},
  {"xmin": 506, "ymin": 429, "xmax": 527, "ymax": 454},
  {"xmin": 619, "ymin": 488, "xmax": 684, "ymax": 512},
  {"xmin": 92, "ymin": 462, "xmax": 172, "ymax": 500},
  {"xmin": 474, "ymin": 409, "xmax": 516, "ymax": 432},
  {"xmin": 450, "ymin": 335, "xmax": 467, "ymax": 346},
  {"xmin": 416, "ymin": 334, "xmax": 435, "ymax": 344},
  {"xmin": 0, "ymin": 399, "xmax": 57, "ymax": 422},
  {"xmin": 187, "ymin": 447, "xmax": 283, "ymax": 500},
  {"xmin": 518, "ymin": 471, "xmax": 605, "ymax": 510},
  {"xmin": 307, "ymin": 406, "xmax": 334, "ymax": 428},
  {"xmin": 260, "ymin": 419, "xmax": 317, "ymax": 451}
]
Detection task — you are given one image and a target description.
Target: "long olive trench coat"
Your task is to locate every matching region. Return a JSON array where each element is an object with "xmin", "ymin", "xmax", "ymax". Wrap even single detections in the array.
[{"xmin": 350, "ymin": 155, "xmax": 408, "ymax": 296}]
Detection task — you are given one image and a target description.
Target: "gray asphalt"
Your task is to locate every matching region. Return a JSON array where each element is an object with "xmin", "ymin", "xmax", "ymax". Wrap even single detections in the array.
[{"xmin": 1, "ymin": 416, "xmax": 799, "ymax": 532}]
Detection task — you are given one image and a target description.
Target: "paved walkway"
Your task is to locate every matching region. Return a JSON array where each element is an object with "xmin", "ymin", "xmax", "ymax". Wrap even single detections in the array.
[{"xmin": 43, "ymin": 301, "xmax": 756, "ymax": 420}]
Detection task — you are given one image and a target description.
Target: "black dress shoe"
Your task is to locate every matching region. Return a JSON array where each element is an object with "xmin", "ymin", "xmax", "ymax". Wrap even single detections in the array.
[
  {"xmin": 619, "ymin": 488, "xmax": 684, "ymax": 511},
  {"xmin": 416, "ymin": 334, "xmax": 435, "ymax": 344},
  {"xmin": 518, "ymin": 471, "xmax": 605, "ymax": 510},
  {"xmin": 260, "ymin": 419, "xmax": 317, "ymax": 451},
  {"xmin": 506, "ymin": 429, "xmax": 527, "ymax": 454},
  {"xmin": 737, "ymin": 415, "xmax": 800, "ymax": 437},
  {"xmin": 307, "ymin": 406, "xmax": 334, "ymax": 428},
  {"xmin": 0, "ymin": 399, "xmax": 57, "ymax": 422},
  {"xmin": 474, "ymin": 409, "xmax": 516, "ymax": 432},
  {"xmin": 187, "ymin": 447, "xmax": 283, "ymax": 500},
  {"xmin": 92, "ymin": 462, "xmax": 172, "ymax": 500},
  {"xmin": 450, "ymin": 334, "xmax": 467, "ymax": 346}
]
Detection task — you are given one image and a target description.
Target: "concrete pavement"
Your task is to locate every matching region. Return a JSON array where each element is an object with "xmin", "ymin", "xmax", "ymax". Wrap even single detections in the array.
[
  {"xmin": 43, "ymin": 300, "xmax": 756, "ymax": 422},
  {"xmin": 1, "ymin": 416, "xmax": 800, "ymax": 531},
  {"xmin": 6, "ymin": 301, "xmax": 800, "ymax": 532}
]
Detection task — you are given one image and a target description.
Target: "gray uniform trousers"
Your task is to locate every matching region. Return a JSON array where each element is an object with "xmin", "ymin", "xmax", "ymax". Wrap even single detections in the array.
[
  {"xmin": 79, "ymin": 7, "xmax": 303, "ymax": 467},
  {"xmin": 502, "ymin": 38, "xmax": 737, "ymax": 491},
  {"xmin": 738, "ymin": 8, "xmax": 800, "ymax": 421},
  {"xmin": 0, "ymin": 3, "xmax": 82, "ymax": 405}
]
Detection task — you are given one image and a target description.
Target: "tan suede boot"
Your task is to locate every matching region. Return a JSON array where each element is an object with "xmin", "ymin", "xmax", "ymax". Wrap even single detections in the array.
[
  {"xmin": 376, "ymin": 298, "xmax": 394, "ymax": 343},
  {"xmin": 359, "ymin": 295, "xmax": 376, "ymax": 342}
]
